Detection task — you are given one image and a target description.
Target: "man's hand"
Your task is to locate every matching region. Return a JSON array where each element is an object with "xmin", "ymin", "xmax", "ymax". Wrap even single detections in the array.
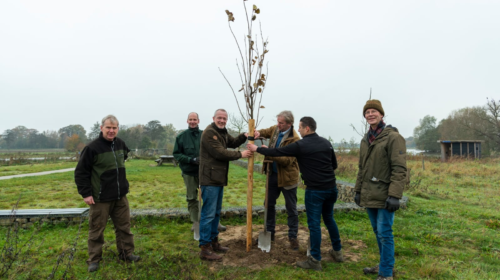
[
  {"xmin": 254, "ymin": 130, "xmax": 260, "ymax": 138},
  {"xmin": 246, "ymin": 143, "xmax": 258, "ymax": 152},
  {"xmin": 240, "ymin": 150, "xmax": 253, "ymax": 158},
  {"xmin": 385, "ymin": 196, "xmax": 400, "ymax": 212},
  {"xmin": 261, "ymin": 144, "xmax": 268, "ymax": 148},
  {"xmin": 354, "ymin": 192, "xmax": 361, "ymax": 206},
  {"xmin": 190, "ymin": 157, "xmax": 200, "ymax": 165},
  {"xmin": 244, "ymin": 130, "xmax": 260, "ymax": 139},
  {"xmin": 84, "ymin": 196, "xmax": 95, "ymax": 205}
]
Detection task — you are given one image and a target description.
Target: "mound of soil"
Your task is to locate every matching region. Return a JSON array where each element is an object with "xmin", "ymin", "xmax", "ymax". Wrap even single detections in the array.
[{"xmin": 209, "ymin": 224, "xmax": 367, "ymax": 271}]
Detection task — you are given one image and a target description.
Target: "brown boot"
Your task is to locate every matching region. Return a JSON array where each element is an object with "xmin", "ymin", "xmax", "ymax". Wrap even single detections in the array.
[
  {"xmin": 200, "ymin": 244, "xmax": 222, "ymax": 261},
  {"xmin": 211, "ymin": 237, "xmax": 229, "ymax": 253},
  {"xmin": 289, "ymin": 237, "xmax": 299, "ymax": 251}
]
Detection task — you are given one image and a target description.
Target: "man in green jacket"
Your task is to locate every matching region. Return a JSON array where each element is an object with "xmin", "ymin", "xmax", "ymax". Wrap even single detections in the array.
[
  {"xmin": 198, "ymin": 109, "xmax": 255, "ymax": 261},
  {"xmin": 354, "ymin": 100, "xmax": 407, "ymax": 280},
  {"xmin": 173, "ymin": 112, "xmax": 227, "ymax": 232}
]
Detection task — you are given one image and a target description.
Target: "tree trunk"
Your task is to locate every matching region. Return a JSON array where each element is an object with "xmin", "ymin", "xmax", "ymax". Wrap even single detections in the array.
[{"xmin": 246, "ymin": 119, "xmax": 255, "ymax": 252}]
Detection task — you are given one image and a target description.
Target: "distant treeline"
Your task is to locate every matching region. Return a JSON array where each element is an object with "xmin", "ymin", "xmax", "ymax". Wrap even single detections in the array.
[
  {"xmin": 413, "ymin": 98, "xmax": 499, "ymax": 155},
  {"xmin": 0, "ymin": 121, "xmax": 242, "ymax": 152}
]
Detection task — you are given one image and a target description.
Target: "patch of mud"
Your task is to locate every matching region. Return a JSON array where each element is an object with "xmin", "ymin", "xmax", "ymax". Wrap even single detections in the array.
[{"xmin": 209, "ymin": 224, "xmax": 367, "ymax": 270}]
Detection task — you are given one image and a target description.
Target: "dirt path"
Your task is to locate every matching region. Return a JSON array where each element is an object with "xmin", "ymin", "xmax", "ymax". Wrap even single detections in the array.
[
  {"xmin": 0, "ymin": 168, "xmax": 75, "ymax": 180},
  {"xmin": 208, "ymin": 224, "xmax": 367, "ymax": 271}
]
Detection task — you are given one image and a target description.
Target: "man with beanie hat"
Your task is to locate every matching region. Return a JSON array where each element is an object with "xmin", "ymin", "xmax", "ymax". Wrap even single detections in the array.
[
  {"xmin": 173, "ymin": 112, "xmax": 227, "ymax": 232},
  {"xmin": 354, "ymin": 99, "xmax": 407, "ymax": 280}
]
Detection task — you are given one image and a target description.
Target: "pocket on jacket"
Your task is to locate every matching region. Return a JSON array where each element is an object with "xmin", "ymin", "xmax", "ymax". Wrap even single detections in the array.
[
  {"xmin": 211, "ymin": 166, "xmax": 227, "ymax": 184},
  {"xmin": 368, "ymin": 180, "xmax": 389, "ymax": 202},
  {"xmin": 99, "ymin": 169, "xmax": 118, "ymax": 200}
]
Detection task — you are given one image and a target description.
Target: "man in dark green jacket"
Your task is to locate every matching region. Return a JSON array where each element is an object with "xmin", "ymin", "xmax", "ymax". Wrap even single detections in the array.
[
  {"xmin": 173, "ymin": 112, "xmax": 226, "ymax": 232},
  {"xmin": 75, "ymin": 115, "xmax": 140, "ymax": 273},
  {"xmin": 354, "ymin": 100, "xmax": 407, "ymax": 280},
  {"xmin": 173, "ymin": 112, "xmax": 202, "ymax": 231}
]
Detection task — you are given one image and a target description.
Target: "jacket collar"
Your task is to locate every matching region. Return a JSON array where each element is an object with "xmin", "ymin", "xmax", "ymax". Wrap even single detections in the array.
[
  {"xmin": 210, "ymin": 122, "xmax": 227, "ymax": 135},
  {"xmin": 303, "ymin": 132, "xmax": 318, "ymax": 139},
  {"xmin": 98, "ymin": 132, "xmax": 115, "ymax": 144}
]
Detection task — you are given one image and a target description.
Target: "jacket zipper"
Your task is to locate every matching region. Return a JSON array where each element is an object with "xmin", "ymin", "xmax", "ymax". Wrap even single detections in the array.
[{"xmin": 111, "ymin": 141, "xmax": 121, "ymax": 199}]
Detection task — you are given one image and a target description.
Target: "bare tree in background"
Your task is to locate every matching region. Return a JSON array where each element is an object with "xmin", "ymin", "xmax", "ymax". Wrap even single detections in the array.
[
  {"xmin": 350, "ymin": 88, "xmax": 372, "ymax": 137},
  {"xmin": 228, "ymin": 113, "xmax": 247, "ymax": 151},
  {"xmin": 220, "ymin": 1, "xmax": 270, "ymax": 252}
]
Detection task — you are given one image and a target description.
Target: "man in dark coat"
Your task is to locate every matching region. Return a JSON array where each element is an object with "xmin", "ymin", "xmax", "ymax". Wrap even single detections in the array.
[
  {"xmin": 198, "ymin": 109, "xmax": 255, "ymax": 261},
  {"xmin": 75, "ymin": 115, "xmax": 140, "ymax": 273}
]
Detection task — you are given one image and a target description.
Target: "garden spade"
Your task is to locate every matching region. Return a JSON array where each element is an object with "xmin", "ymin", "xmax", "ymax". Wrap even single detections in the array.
[
  {"xmin": 307, "ymin": 236, "xmax": 311, "ymax": 256},
  {"xmin": 193, "ymin": 187, "xmax": 201, "ymax": 241},
  {"xmin": 258, "ymin": 161, "xmax": 273, "ymax": 252}
]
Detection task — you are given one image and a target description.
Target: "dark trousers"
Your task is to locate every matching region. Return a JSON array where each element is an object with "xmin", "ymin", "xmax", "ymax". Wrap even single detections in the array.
[
  {"xmin": 305, "ymin": 187, "xmax": 342, "ymax": 261},
  {"xmin": 87, "ymin": 196, "xmax": 135, "ymax": 264},
  {"xmin": 265, "ymin": 173, "xmax": 298, "ymax": 238}
]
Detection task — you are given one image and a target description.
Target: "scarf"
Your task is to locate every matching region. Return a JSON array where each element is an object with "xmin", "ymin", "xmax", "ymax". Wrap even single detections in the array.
[{"xmin": 368, "ymin": 120, "xmax": 386, "ymax": 144}]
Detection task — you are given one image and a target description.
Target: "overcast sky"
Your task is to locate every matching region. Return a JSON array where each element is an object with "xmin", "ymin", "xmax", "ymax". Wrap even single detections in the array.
[{"xmin": 1, "ymin": 0, "xmax": 499, "ymax": 142}]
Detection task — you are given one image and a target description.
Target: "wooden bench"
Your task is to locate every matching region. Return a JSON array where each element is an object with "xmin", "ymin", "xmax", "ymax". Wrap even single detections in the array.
[{"xmin": 155, "ymin": 155, "xmax": 178, "ymax": 167}]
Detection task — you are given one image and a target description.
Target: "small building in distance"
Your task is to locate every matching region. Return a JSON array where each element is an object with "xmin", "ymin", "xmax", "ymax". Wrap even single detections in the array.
[{"xmin": 437, "ymin": 140, "xmax": 483, "ymax": 162}]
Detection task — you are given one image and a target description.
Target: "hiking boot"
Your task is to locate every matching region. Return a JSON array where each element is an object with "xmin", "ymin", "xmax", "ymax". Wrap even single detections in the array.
[
  {"xmin": 376, "ymin": 276, "xmax": 393, "ymax": 280},
  {"xmin": 200, "ymin": 244, "xmax": 222, "ymax": 261},
  {"xmin": 329, "ymin": 249, "xmax": 344, "ymax": 262},
  {"xmin": 296, "ymin": 255, "xmax": 322, "ymax": 271},
  {"xmin": 211, "ymin": 237, "xmax": 229, "ymax": 253},
  {"xmin": 218, "ymin": 222, "xmax": 226, "ymax": 232},
  {"xmin": 289, "ymin": 237, "xmax": 299, "ymax": 251},
  {"xmin": 88, "ymin": 262, "xmax": 99, "ymax": 272},
  {"xmin": 120, "ymin": 254, "xmax": 141, "ymax": 262},
  {"xmin": 364, "ymin": 265, "xmax": 395, "ymax": 276}
]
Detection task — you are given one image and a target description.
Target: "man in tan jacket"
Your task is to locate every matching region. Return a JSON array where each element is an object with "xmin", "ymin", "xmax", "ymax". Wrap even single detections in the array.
[{"xmin": 258, "ymin": 110, "xmax": 301, "ymax": 250}]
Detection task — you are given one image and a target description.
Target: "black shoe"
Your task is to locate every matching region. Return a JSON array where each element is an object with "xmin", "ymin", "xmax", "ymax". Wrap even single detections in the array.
[
  {"xmin": 271, "ymin": 232, "xmax": 275, "ymax": 242},
  {"xmin": 120, "ymin": 254, "xmax": 141, "ymax": 262},
  {"xmin": 88, "ymin": 262, "xmax": 99, "ymax": 272}
]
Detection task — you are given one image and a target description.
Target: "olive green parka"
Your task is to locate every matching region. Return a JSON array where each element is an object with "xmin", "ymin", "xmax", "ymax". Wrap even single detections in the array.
[
  {"xmin": 354, "ymin": 126, "xmax": 407, "ymax": 208},
  {"xmin": 199, "ymin": 123, "xmax": 247, "ymax": 186}
]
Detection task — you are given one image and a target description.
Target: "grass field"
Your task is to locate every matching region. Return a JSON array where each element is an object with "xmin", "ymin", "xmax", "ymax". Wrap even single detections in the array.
[{"xmin": 0, "ymin": 156, "xmax": 499, "ymax": 279}]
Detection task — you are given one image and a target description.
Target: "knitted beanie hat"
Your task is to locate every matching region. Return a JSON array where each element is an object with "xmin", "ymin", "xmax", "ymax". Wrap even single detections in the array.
[{"xmin": 363, "ymin": 99, "xmax": 385, "ymax": 116}]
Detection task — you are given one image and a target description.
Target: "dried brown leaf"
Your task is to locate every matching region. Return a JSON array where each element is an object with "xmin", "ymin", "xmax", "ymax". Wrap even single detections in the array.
[
  {"xmin": 260, "ymin": 105, "xmax": 265, "ymax": 108},
  {"xmin": 255, "ymin": 8, "xmax": 260, "ymax": 14},
  {"xmin": 253, "ymin": 5, "xmax": 257, "ymax": 10},
  {"xmin": 252, "ymin": 15, "xmax": 256, "ymax": 21}
]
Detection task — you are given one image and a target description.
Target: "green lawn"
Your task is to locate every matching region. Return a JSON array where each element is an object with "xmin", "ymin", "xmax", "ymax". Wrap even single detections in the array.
[
  {"xmin": 0, "ymin": 160, "xmax": 305, "ymax": 210},
  {"xmin": 1, "ymin": 157, "xmax": 499, "ymax": 279},
  {"xmin": 0, "ymin": 162, "xmax": 77, "ymax": 177}
]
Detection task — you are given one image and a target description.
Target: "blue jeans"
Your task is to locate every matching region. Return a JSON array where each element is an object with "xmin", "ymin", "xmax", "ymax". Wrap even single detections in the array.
[
  {"xmin": 199, "ymin": 185, "xmax": 224, "ymax": 247},
  {"xmin": 305, "ymin": 188, "xmax": 342, "ymax": 261},
  {"xmin": 366, "ymin": 208, "xmax": 395, "ymax": 277}
]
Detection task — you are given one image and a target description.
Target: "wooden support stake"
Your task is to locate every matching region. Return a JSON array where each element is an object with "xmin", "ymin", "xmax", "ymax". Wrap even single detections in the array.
[{"xmin": 246, "ymin": 119, "xmax": 255, "ymax": 252}]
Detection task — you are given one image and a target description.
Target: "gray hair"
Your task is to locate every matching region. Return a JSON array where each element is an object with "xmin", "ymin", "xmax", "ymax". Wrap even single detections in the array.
[
  {"xmin": 101, "ymin": 114, "xmax": 119, "ymax": 126},
  {"xmin": 187, "ymin": 112, "xmax": 199, "ymax": 120},
  {"xmin": 213, "ymin": 108, "xmax": 228, "ymax": 117},
  {"xmin": 277, "ymin": 110, "xmax": 294, "ymax": 124}
]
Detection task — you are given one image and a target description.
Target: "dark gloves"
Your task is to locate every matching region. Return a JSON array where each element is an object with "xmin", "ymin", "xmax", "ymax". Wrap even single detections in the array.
[
  {"xmin": 354, "ymin": 192, "xmax": 361, "ymax": 206},
  {"xmin": 385, "ymin": 196, "xmax": 400, "ymax": 212},
  {"xmin": 190, "ymin": 157, "xmax": 199, "ymax": 165}
]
